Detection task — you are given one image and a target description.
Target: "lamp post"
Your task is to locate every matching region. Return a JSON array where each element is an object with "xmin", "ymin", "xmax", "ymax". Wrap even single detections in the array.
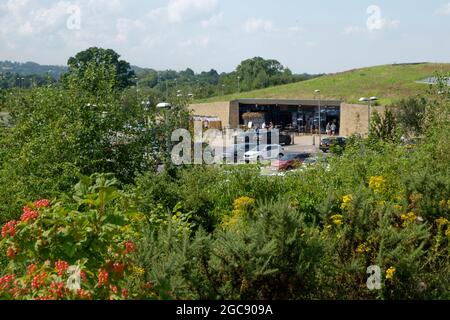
[
  {"xmin": 134, "ymin": 77, "xmax": 140, "ymax": 106},
  {"xmin": 359, "ymin": 96, "xmax": 378, "ymax": 136},
  {"xmin": 157, "ymin": 102, "xmax": 173, "ymax": 160},
  {"xmin": 314, "ymin": 89, "xmax": 322, "ymax": 145}
]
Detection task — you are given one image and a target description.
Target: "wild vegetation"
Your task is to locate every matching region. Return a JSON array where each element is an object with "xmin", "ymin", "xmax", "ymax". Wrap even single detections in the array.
[{"xmin": 0, "ymin": 48, "xmax": 449, "ymax": 300}]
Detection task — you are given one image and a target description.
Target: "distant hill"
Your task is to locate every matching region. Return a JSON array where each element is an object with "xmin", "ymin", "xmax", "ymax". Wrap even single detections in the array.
[
  {"xmin": 0, "ymin": 61, "xmax": 67, "ymax": 78},
  {"xmin": 197, "ymin": 63, "xmax": 450, "ymax": 105}
]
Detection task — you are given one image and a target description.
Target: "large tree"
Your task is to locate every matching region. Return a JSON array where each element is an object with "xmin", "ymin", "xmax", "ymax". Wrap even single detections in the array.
[{"xmin": 65, "ymin": 47, "xmax": 135, "ymax": 92}]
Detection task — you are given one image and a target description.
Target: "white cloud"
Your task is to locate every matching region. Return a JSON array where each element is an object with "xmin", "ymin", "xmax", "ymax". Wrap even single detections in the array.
[
  {"xmin": 344, "ymin": 25, "xmax": 364, "ymax": 35},
  {"xmin": 115, "ymin": 18, "xmax": 146, "ymax": 43},
  {"xmin": 167, "ymin": 0, "xmax": 218, "ymax": 23},
  {"xmin": 343, "ymin": 19, "xmax": 399, "ymax": 36},
  {"xmin": 244, "ymin": 18, "xmax": 274, "ymax": 33},
  {"xmin": 201, "ymin": 12, "xmax": 223, "ymax": 28},
  {"xmin": 0, "ymin": 0, "xmax": 72, "ymax": 36},
  {"xmin": 179, "ymin": 35, "xmax": 210, "ymax": 48},
  {"xmin": 436, "ymin": 3, "xmax": 450, "ymax": 15},
  {"xmin": 367, "ymin": 18, "xmax": 400, "ymax": 31}
]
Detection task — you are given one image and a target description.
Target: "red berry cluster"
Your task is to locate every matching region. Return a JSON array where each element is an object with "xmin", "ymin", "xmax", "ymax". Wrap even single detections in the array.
[
  {"xmin": 27, "ymin": 264, "xmax": 37, "ymax": 276},
  {"xmin": 123, "ymin": 240, "xmax": 136, "ymax": 255},
  {"xmin": 49, "ymin": 281, "xmax": 67, "ymax": 298},
  {"xmin": 21, "ymin": 206, "xmax": 39, "ymax": 223},
  {"xmin": 31, "ymin": 272, "xmax": 47, "ymax": 290},
  {"xmin": 6, "ymin": 246, "xmax": 17, "ymax": 259},
  {"xmin": 110, "ymin": 285, "xmax": 119, "ymax": 294},
  {"xmin": 112, "ymin": 262, "xmax": 125, "ymax": 274},
  {"xmin": 77, "ymin": 289, "xmax": 92, "ymax": 300},
  {"xmin": 0, "ymin": 274, "xmax": 15, "ymax": 291},
  {"xmin": 80, "ymin": 270, "xmax": 87, "ymax": 282},
  {"xmin": 1, "ymin": 220, "xmax": 17, "ymax": 238},
  {"xmin": 34, "ymin": 199, "xmax": 50, "ymax": 209},
  {"xmin": 98, "ymin": 269, "xmax": 109, "ymax": 287},
  {"xmin": 55, "ymin": 260, "xmax": 70, "ymax": 276}
]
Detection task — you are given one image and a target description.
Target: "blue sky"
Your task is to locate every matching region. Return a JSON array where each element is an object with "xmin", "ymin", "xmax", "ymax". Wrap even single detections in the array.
[{"xmin": 0, "ymin": 0, "xmax": 449, "ymax": 73}]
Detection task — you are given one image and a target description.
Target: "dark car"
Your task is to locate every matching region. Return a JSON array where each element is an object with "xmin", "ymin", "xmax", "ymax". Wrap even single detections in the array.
[
  {"xmin": 320, "ymin": 137, "xmax": 347, "ymax": 153},
  {"xmin": 271, "ymin": 152, "xmax": 311, "ymax": 171},
  {"xmin": 257, "ymin": 130, "xmax": 292, "ymax": 146}
]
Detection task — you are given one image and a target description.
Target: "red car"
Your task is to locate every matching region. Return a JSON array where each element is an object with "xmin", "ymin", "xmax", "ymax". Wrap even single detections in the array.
[{"xmin": 271, "ymin": 153, "xmax": 311, "ymax": 171}]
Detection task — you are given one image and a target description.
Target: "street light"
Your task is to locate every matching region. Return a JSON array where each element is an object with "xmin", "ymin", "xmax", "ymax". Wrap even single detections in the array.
[
  {"xmin": 134, "ymin": 77, "xmax": 140, "ymax": 105},
  {"xmin": 237, "ymin": 76, "xmax": 241, "ymax": 93},
  {"xmin": 314, "ymin": 89, "xmax": 322, "ymax": 145},
  {"xmin": 157, "ymin": 102, "xmax": 173, "ymax": 159},
  {"xmin": 359, "ymin": 96, "xmax": 378, "ymax": 136}
]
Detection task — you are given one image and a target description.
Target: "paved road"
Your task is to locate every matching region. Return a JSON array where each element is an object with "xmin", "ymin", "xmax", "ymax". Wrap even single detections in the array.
[{"xmin": 284, "ymin": 135, "xmax": 321, "ymax": 154}]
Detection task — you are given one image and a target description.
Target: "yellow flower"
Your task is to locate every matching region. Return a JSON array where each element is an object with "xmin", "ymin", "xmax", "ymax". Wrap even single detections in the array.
[
  {"xmin": 222, "ymin": 196, "xmax": 256, "ymax": 230},
  {"xmin": 356, "ymin": 243, "xmax": 371, "ymax": 254},
  {"xmin": 436, "ymin": 217, "xmax": 449, "ymax": 228},
  {"xmin": 343, "ymin": 195, "xmax": 353, "ymax": 204},
  {"xmin": 341, "ymin": 195, "xmax": 353, "ymax": 210},
  {"xmin": 232, "ymin": 196, "xmax": 256, "ymax": 214},
  {"xmin": 331, "ymin": 214, "xmax": 343, "ymax": 226},
  {"xmin": 377, "ymin": 200, "xmax": 386, "ymax": 207},
  {"xmin": 394, "ymin": 204, "xmax": 403, "ymax": 211},
  {"xmin": 133, "ymin": 266, "xmax": 145, "ymax": 276},
  {"xmin": 386, "ymin": 267, "xmax": 396, "ymax": 281},
  {"xmin": 369, "ymin": 176, "xmax": 386, "ymax": 194},
  {"xmin": 400, "ymin": 212, "xmax": 417, "ymax": 227},
  {"xmin": 445, "ymin": 227, "xmax": 450, "ymax": 238}
]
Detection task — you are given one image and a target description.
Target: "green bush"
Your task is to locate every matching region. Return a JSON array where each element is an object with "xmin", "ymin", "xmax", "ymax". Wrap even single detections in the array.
[{"xmin": 0, "ymin": 174, "xmax": 144, "ymax": 300}]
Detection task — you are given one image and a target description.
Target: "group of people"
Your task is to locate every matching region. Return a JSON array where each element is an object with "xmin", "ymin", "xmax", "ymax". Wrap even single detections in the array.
[
  {"xmin": 261, "ymin": 122, "xmax": 274, "ymax": 130},
  {"xmin": 326, "ymin": 122, "xmax": 337, "ymax": 136}
]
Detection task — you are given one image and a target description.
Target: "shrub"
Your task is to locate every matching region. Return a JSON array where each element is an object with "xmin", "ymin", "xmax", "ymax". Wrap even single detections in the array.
[{"xmin": 0, "ymin": 174, "xmax": 144, "ymax": 300}]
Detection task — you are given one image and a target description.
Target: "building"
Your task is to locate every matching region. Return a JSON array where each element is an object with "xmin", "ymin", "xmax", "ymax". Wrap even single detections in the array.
[{"xmin": 190, "ymin": 99, "xmax": 385, "ymax": 137}]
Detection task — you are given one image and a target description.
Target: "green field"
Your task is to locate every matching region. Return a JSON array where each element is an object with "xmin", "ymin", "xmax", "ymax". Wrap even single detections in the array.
[{"xmin": 197, "ymin": 63, "xmax": 450, "ymax": 105}]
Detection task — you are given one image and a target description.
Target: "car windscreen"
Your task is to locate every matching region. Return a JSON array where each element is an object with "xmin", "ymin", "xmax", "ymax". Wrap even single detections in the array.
[
  {"xmin": 250, "ymin": 145, "xmax": 265, "ymax": 152},
  {"xmin": 281, "ymin": 154, "xmax": 302, "ymax": 161}
]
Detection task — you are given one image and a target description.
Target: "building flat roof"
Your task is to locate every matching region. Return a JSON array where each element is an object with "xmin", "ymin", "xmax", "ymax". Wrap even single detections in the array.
[{"xmin": 232, "ymin": 98, "xmax": 342, "ymax": 107}]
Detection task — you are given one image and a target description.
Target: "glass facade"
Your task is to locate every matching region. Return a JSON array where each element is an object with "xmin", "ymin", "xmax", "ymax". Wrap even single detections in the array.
[{"xmin": 239, "ymin": 103, "xmax": 341, "ymax": 134}]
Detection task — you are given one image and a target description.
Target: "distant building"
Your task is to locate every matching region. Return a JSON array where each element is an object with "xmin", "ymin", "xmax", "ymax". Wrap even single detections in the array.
[{"xmin": 190, "ymin": 99, "xmax": 384, "ymax": 137}]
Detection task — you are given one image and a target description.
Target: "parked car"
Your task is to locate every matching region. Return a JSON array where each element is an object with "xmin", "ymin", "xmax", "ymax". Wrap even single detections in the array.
[
  {"xmin": 271, "ymin": 153, "xmax": 311, "ymax": 171},
  {"xmin": 320, "ymin": 137, "xmax": 347, "ymax": 153},
  {"xmin": 220, "ymin": 143, "xmax": 258, "ymax": 163},
  {"xmin": 257, "ymin": 130, "xmax": 292, "ymax": 146},
  {"xmin": 244, "ymin": 144, "xmax": 284, "ymax": 163}
]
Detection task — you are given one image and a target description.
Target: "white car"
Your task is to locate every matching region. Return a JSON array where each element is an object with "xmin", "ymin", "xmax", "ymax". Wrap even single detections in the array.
[{"xmin": 244, "ymin": 144, "xmax": 284, "ymax": 163}]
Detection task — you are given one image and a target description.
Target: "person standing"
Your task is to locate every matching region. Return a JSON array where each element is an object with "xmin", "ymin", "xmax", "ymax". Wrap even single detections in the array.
[
  {"xmin": 331, "ymin": 123, "xmax": 337, "ymax": 136},
  {"xmin": 326, "ymin": 122, "xmax": 331, "ymax": 136}
]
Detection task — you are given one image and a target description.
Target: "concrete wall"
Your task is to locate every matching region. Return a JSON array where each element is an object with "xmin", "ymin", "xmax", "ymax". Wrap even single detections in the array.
[
  {"xmin": 340, "ymin": 103, "xmax": 385, "ymax": 137},
  {"xmin": 190, "ymin": 102, "xmax": 232, "ymax": 128}
]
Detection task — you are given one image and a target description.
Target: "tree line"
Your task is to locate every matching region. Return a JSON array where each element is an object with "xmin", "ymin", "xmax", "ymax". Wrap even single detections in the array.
[{"xmin": 0, "ymin": 49, "xmax": 322, "ymax": 99}]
